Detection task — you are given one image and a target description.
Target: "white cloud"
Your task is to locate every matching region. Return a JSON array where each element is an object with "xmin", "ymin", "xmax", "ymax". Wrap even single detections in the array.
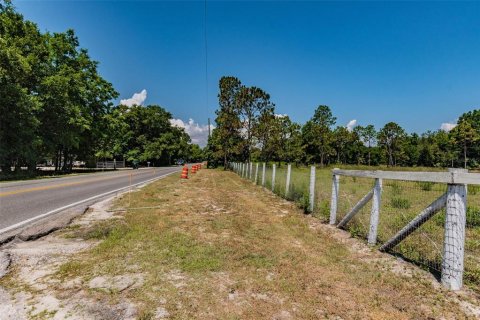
[
  {"xmin": 346, "ymin": 119, "xmax": 357, "ymax": 132},
  {"xmin": 440, "ymin": 122, "xmax": 457, "ymax": 132},
  {"xmin": 170, "ymin": 118, "xmax": 213, "ymax": 147},
  {"xmin": 275, "ymin": 114, "xmax": 288, "ymax": 118},
  {"xmin": 120, "ymin": 89, "xmax": 147, "ymax": 107}
]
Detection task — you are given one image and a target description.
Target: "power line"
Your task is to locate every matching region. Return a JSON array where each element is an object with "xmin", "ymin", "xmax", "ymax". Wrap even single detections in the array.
[{"xmin": 204, "ymin": 0, "xmax": 210, "ymax": 139}]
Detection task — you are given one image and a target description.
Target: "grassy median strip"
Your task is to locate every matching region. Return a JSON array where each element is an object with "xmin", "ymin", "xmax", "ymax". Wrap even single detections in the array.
[{"xmin": 50, "ymin": 169, "xmax": 472, "ymax": 319}]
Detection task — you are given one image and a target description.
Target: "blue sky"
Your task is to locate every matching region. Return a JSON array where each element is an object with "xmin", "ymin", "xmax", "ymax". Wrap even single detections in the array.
[{"xmin": 16, "ymin": 1, "xmax": 480, "ymax": 146}]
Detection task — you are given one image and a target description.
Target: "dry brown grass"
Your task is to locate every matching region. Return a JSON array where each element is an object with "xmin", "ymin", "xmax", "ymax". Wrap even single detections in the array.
[{"xmin": 41, "ymin": 169, "xmax": 480, "ymax": 319}]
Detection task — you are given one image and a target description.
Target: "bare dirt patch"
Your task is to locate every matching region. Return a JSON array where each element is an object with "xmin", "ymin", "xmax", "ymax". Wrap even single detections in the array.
[
  {"xmin": 0, "ymin": 194, "xmax": 143, "ymax": 319},
  {"xmin": 1, "ymin": 169, "xmax": 479, "ymax": 319}
]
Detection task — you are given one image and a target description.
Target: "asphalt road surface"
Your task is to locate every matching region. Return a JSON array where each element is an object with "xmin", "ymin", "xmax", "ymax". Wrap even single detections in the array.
[{"xmin": 0, "ymin": 167, "xmax": 181, "ymax": 232}]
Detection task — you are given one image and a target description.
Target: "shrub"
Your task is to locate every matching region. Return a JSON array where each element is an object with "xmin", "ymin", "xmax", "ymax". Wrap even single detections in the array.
[
  {"xmin": 297, "ymin": 193, "xmax": 310, "ymax": 214},
  {"xmin": 391, "ymin": 197, "xmax": 411, "ymax": 209}
]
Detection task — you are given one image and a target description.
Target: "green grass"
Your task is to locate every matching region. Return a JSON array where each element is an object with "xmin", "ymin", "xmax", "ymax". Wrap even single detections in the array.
[
  {"xmin": 57, "ymin": 261, "xmax": 84, "ymax": 279},
  {"xmin": 390, "ymin": 197, "xmax": 411, "ymax": 209}
]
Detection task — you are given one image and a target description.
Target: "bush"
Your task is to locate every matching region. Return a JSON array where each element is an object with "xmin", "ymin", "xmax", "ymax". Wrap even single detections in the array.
[
  {"xmin": 297, "ymin": 193, "xmax": 310, "ymax": 214},
  {"xmin": 391, "ymin": 197, "xmax": 411, "ymax": 209}
]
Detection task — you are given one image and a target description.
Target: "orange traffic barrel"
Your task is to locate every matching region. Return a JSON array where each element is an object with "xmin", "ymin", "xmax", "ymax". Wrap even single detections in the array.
[{"xmin": 180, "ymin": 165, "xmax": 188, "ymax": 179}]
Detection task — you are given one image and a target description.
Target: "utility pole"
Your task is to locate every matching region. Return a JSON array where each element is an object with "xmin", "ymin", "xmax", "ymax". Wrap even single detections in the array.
[{"xmin": 208, "ymin": 117, "xmax": 211, "ymax": 139}]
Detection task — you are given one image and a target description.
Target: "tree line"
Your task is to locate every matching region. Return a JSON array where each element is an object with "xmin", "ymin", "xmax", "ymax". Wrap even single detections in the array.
[
  {"xmin": 206, "ymin": 76, "xmax": 479, "ymax": 169},
  {"xmin": 0, "ymin": 2, "xmax": 201, "ymax": 174}
]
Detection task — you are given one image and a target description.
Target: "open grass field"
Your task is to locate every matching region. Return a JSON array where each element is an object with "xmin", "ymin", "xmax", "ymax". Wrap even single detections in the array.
[{"xmin": 252, "ymin": 163, "xmax": 480, "ymax": 293}]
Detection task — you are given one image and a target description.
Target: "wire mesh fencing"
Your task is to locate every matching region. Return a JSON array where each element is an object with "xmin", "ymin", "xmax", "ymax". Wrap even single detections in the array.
[
  {"xmin": 229, "ymin": 162, "xmax": 480, "ymax": 292},
  {"xmin": 465, "ymin": 184, "xmax": 480, "ymax": 291},
  {"xmin": 379, "ymin": 180, "xmax": 447, "ymax": 275},
  {"xmin": 333, "ymin": 176, "xmax": 376, "ymax": 238}
]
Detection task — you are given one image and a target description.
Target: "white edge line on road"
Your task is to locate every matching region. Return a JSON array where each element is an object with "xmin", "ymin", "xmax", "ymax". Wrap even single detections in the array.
[{"xmin": 0, "ymin": 169, "xmax": 180, "ymax": 236}]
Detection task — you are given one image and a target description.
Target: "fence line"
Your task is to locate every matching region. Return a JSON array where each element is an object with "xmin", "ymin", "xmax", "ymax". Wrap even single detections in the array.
[
  {"xmin": 96, "ymin": 159, "xmax": 125, "ymax": 169},
  {"xmin": 229, "ymin": 161, "xmax": 480, "ymax": 292}
]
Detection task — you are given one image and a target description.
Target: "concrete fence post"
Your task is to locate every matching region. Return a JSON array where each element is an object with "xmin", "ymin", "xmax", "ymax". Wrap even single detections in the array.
[
  {"xmin": 262, "ymin": 163, "xmax": 266, "ymax": 187},
  {"xmin": 241, "ymin": 163, "xmax": 244, "ymax": 177},
  {"xmin": 368, "ymin": 178, "xmax": 382, "ymax": 245},
  {"xmin": 309, "ymin": 166, "xmax": 316, "ymax": 213},
  {"xmin": 255, "ymin": 163, "xmax": 259, "ymax": 184},
  {"xmin": 329, "ymin": 169, "xmax": 340, "ymax": 225},
  {"xmin": 441, "ymin": 169, "xmax": 468, "ymax": 290},
  {"xmin": 271, "ymin": 164, "xmax": 276, "ymax": 192},
  {"xmin": 285, "ymin": 164, "xmax": 291, "ymax": 197},
  {"xmin": 249, "ymin": 162, "xmax": 253, "ymax": 180}
]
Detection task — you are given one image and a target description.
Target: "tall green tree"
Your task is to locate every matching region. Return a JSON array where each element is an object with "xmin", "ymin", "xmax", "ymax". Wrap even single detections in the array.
[
  {"xmin": 38, "ymin": 30, "xmax": 117, "ymax": 171},
  {"xmin": 0, "ymin": 2, "xmax": 117, "ymax": 173},
  {"xmin": 99, "ymin": 104, "xmax": 190, "ymax": 166},
  {"xmin": 254, "ymin": 108, "xmax": 277, "ymax": 162},
  {"xmin": 0, "ymin": 2, "xmax": 46, "ymax": 171},
  {"xmin": 210, "ymin": 76, "xmax": 243, "ymax": 169},
  {"xmin": 450, "ymin": 119, "xmax": 479, "ymax": 169},
  {"xmin": 332, "ymin": 126, "xmax": 352, "ymax": 164},
  {"xmin": 302, "ymin": 105, "xmax": 336, "ymax": 166},
  {"xmin": 354, "ymin": 125, "xmax": 377, "ymax": 166},
  {"xmin": 236, "ymin": 86, "xmax": 274, "ymax": 161},
  {"xmin": 279, "ymin": 117, "xmax": 303, "ymax": 165},
  {"xmin": 378, "ymin": 122, "xmax": 407, "ymax": 166}
]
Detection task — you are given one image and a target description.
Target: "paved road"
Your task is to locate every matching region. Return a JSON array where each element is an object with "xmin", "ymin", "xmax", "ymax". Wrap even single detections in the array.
[{"xmin": 0, "ymin": 167, "xmax": 181, "ymax": 232}]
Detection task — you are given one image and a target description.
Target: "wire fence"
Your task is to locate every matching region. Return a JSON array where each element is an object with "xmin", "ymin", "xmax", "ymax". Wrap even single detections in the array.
[
  {"xmin": 465, "ymin": 184, "xmax": 480, "ymax": 288},
  {"xmin": 379, "ymin": 180, "xmax": 446, "ymax": 274},
  {"xmin": 229, "ymin": 162, "xmax": 480, "ymax": 293}
]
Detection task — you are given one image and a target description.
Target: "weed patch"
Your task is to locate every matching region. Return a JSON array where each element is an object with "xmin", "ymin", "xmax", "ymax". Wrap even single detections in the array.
[{"xmin": 390, "ymin": 197, "xmax": 411, "ymax": 209}]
